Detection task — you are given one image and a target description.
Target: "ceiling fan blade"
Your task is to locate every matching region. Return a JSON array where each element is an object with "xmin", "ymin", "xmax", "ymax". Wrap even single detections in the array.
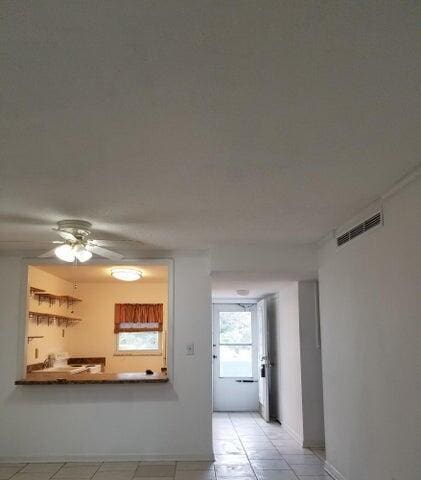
[
  {"xmin": 92, "ymin": 239, "xmax": 144, "ymax": 246},
  {"xmin": 89, "ymin": 245, "xmax": 124, "ymax": 260},
  {"xmin": 38, "ymin": 248, "xmax": 58, "ymax": 258},
  {"xmin": 0, "ymin": 240, "xmax": 55, "ymax": 244},
  {"xmin": 54, "ymin": 229, "xmax": 77, "ymax": 242}
]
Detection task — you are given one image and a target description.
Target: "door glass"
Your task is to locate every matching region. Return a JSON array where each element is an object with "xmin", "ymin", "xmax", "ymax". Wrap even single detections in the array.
[
  {"xmin": 219, "ymin": 311, "xmax": 253, "ymax": 378},
  {"xmin": 220, "ymin": 345, "xmax": 252, "ymax": 377},
  {"xmin": 219, "ymin": 312, "xmax": 252, "ymax": 344}
]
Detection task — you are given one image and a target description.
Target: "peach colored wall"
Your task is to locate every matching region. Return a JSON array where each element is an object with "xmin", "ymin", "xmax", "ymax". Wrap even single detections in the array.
[
  {"xmin": 66, "ymin": 281, "xmax": 168, "ymax": 373},
  {"xmin": 26, "ymin": 267, "xmax": 80, "ymax": 364}
]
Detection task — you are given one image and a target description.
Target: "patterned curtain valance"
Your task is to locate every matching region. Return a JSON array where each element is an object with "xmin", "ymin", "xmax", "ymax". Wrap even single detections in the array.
[{"xmin": 114, "ymin": 303, "xmax": 163, "ymax": 333}]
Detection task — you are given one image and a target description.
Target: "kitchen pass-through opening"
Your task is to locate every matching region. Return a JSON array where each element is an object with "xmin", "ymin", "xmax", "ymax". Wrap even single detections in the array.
[{"xmin": 23, "ymin": 262, "xmax": 170, "ymax": 380}]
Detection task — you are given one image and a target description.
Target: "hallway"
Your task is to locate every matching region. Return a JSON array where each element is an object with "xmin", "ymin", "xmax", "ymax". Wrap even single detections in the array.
[{"xmin": 213, "ymin": 412, "xmax": 329, "ymax": 479}]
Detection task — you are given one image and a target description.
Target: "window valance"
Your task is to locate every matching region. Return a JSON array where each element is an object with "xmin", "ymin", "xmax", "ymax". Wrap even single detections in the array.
[{"xmin": 114, "ymin": 303, "xmax": 163, "ymax": 333}]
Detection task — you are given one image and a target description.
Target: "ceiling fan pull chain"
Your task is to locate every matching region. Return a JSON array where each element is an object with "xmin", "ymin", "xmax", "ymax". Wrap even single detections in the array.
[{"xmin": 71, "ymin": 258, "xmax": 79, "ymax": 314}]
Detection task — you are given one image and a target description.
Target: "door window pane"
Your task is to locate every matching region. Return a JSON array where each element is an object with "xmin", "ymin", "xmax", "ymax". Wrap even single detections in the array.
[
  {"xmin": 219, "ymin": 345, "xmax": 253, "ymax": 378},
  {"xmin": 219, "ymin": 311, "xmax": 252, "ymax": 344}
]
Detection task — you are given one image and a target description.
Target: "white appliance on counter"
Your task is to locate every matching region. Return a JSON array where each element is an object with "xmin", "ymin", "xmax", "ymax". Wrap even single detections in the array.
[
  {"xmin": 54, "ymin": 352, "xmax": 69, "ymax": 368},
  {"xmin": 34, "ymin": 352, "xmax": 102, "ymax": 374}
]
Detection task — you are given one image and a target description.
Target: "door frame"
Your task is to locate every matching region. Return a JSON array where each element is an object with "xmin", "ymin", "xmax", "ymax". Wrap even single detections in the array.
[{"xmin": 257, "ymin": 298, "xmax": 270, "ymax": 421}]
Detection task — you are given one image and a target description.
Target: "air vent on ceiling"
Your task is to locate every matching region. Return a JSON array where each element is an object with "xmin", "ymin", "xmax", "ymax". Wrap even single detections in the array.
[{"xmin": 336, "ymin": 211, "xmax": 382, "ymax": 247}]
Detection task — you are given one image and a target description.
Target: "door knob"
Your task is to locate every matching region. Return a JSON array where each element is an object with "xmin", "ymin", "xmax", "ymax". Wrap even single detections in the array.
[{"xmin": 213, "ymin": 355, "xmax": 217, "ymax": 359}]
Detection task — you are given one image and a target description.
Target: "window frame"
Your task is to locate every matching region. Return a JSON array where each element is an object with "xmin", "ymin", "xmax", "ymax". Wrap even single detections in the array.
[{"xmin": 114, "ymin": 331, "xmax": 163, "ymax": 356}]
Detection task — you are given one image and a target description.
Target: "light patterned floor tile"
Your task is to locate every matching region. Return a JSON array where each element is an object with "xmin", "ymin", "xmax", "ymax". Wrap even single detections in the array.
[
  {"xmin": 21, "ymin": 466, "xmax": 63, "ymax": 474},
  {"xmin": 254, "ymin": 471, "xmax": 299, "ymax": 480},
  {"xmin": 297, "ymin": 476, "xmax": 331, "ymax": 480},
  {"xmin": 217, "ymin": 478, "xmax": 256, "ymax": 480},
  {"xmin": 281, "ymin": 455, "xmax": 322, "ymax": 465},
  {"xmin": 134, "ymin": 464, "xmax": 176, "ymax": 478},
  {"xmin": 0, "ymin": 467, "xmax": 26, "ymax": 480},
  {"xmin": 213, "ymin": 456, "xmax": 249, "ymax": 466},
  {"xmin": 215, "ymin": 464, "xmax": 254, "ymax": 477},
  {"xmin": 290, "ymin": 464, "xmax": 326, "ymax": 476},
  {"xmin": 10, "ymin": 474, "xmax": 55, "ymax": 480},
  {"xmin": 92, "ymin": 471, "xmax": 134, "ymax": 480},
  {"xmin": 63, "ymin": 465, "xmax": 101, "ymax": 468},
  {"xmin": 246, "ymin": 450, "xmax": 282, "ymax": 460},
  {"xmin": 275, "ymin": 446, "xmax": 313, "ymax": 455},
  {"xmin": 250, "ymin": 460, "xmax": 290, "ymax": 470},
  {"xmin": 175, "ymin": 470, "xmax": 215, "ymax": 479},
  {"xmin": 98, "ymin": 463, "xmax": 138, "ymax": 472},
  {"xmin": 176, "ymin": 462, "xmax": 214, "ymax": 471},
  {"xmin": 53, "ymin": 466, "xmax": 99, "ymax": 479}
]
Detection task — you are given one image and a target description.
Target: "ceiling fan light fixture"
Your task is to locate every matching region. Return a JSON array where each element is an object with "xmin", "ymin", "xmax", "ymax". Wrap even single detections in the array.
[
  {"xmin": 74, "ymin": 246, "xmax": 93, "ymax": 263},
  {"xmin": 111, "ymin": 268, "xmax": 142, "ymax": 282},
  {"xmin": 55, "ymin": 244, "xmax": 76, "ymax": 262}
]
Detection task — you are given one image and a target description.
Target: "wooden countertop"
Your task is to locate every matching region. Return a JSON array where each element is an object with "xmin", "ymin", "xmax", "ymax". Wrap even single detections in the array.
[{"xmin": 15, "ymin": 372, "xmax": 168, "ymax": 385}]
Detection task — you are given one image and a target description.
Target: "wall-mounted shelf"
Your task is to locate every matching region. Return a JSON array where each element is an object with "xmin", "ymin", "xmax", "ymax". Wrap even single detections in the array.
[
  {"xmin": 58, "ymin": 295, "xmax": 82, "ymax": 308},
  {"xmin": 27, "ymin": 336, "xmax": 44, "ymax": 344},
  {"xmin": 29, "ymin": 311, "xmax": 82, "ymax": 327},
  {"xmin": 30, "ymin": 287, "xmax": 46, "ymax": 295},
  {"xmin": 33, "ymin": 292, "xmax": 81, "ymax": 308},
  {"xmin": 57, "ymin": 317, "xmax": 82, "ymax": 327},
  {"xmin": 33, "ymin": 292, "xmax": 60, "ymax": 306}
]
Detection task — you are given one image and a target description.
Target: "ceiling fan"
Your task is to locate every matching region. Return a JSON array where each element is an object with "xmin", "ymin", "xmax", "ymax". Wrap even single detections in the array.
[
  {"xmin": 36, "ymin": 219, "xmax": 126, "ymax": 262},
  {"xmin": 0, "ymin": 218, "xmax": 140, "ymax": 264}
]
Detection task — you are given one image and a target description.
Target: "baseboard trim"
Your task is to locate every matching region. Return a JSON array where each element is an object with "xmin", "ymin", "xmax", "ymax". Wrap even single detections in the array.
[
  {"xmin": 324, "ymin": 460, "xmax": 346, "ymax": 480},
  {"xmin": 303, "ymin": 441, "xmax": 325, "ymax": 448},
  {"xmin": 0, "ymin": 453, "xmax": 214, "ymax": 463},
  {"xmin": 282, "ymin": 423, "xmax": 304, "ymax": 446}
]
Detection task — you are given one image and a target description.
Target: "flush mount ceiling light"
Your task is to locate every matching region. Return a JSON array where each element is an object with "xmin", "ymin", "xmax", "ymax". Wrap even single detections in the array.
[
  {"xmin": 237, "ymin": 289, "xmax": 250, "ymax": 296},
  {"xmin": 111, "ymin": 268, "xmax": 143, "ymax": 282}
]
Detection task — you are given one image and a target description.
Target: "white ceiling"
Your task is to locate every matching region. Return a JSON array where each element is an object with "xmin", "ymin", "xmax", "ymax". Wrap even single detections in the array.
[
  {"xmin": 33, "ymin": 264, "xmax": 168, "ymax": 284},
  {"xmin": 0, "ymin": 2, "xmax": 419, "ymax": 250},
  {"xmin": 211, "ymin": 272, "xmax": 291, "ymax": 300}
]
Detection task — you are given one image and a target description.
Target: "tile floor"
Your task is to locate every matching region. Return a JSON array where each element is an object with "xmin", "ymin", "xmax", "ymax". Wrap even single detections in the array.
[{"xmin": 0, "ymin": 412, "xmax": 331, "ymax": 480}]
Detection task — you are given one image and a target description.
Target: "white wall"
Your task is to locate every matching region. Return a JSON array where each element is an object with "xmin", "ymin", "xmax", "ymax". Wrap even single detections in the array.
[
  {"xmin": 298, "ymin": 281, "xmax": 324, "ymax": 447},
  {"xmin": 318, "ymin": 177, "xmax": 421, "ymax": 480},
  {"xmin": 0, "ymin": 255, "xmax": 212, "ymax": 462},
  {"xmin": 275, "ymin": 281, "xmax": 324, "ymax": 447},
  {"xmin": 277, "ymin": 283, "xmax": 304, "ymax": 441},
  {"xmin": 66, "ymin": 281, "xmax": 168, "ymax": 373},
  {"xmin": 210, "ymin": 244, "xmax": 318, "ymax": 280}
]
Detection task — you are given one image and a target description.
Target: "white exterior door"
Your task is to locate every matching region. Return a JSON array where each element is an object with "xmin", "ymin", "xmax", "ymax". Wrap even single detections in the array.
[
  {"xmin": 257, "ymin": 299, "xmax": 270, "ymax": 421},
  {"xmin": 212, "ymin": 304, "xmax": 259, "ymax": 411}
]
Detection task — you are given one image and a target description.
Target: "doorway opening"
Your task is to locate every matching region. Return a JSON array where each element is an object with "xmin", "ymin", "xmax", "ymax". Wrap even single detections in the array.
[{"xmin": 211, "ymin": 274, "xmax": 325, "ymax": 452}]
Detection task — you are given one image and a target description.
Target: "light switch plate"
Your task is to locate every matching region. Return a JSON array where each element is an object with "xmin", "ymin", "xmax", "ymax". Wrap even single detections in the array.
[{"xmin": 186, "ymin": 343, "xmax": 194, "ymax": 355}]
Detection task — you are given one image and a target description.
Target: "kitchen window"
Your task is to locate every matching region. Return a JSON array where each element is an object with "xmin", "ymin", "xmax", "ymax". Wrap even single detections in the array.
[{"xmin": 116, "ymin": 331, "xmax": 162, "ymax": 355}]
